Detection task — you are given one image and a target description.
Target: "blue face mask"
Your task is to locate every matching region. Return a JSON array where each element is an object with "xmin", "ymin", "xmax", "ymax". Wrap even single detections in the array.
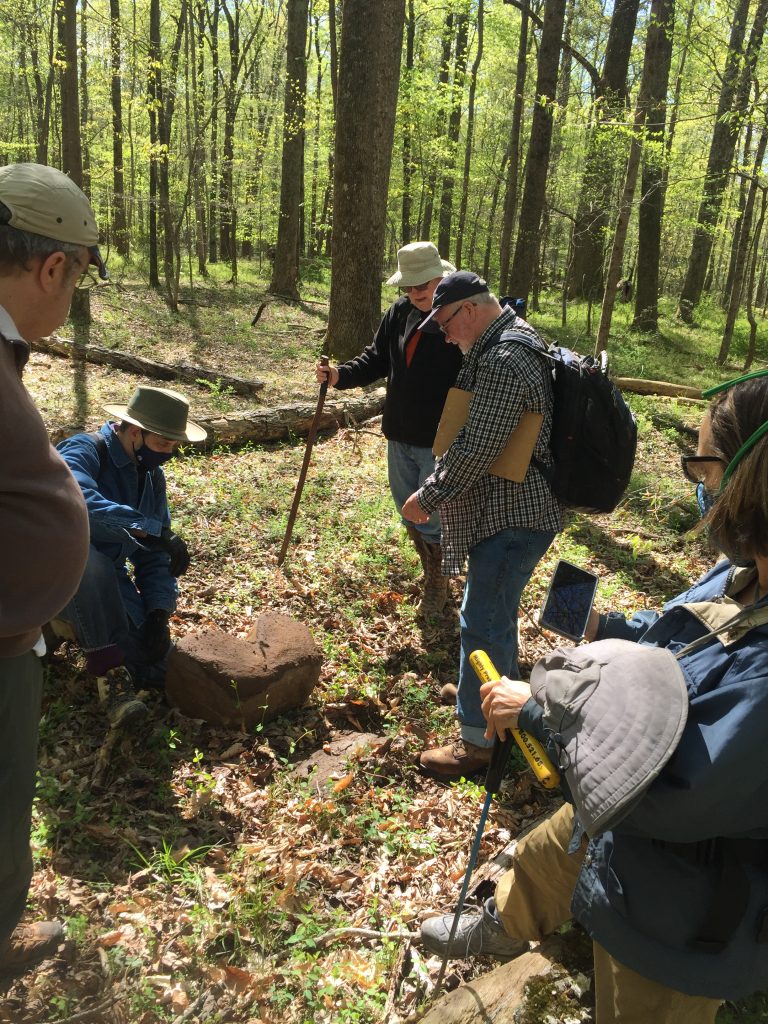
[{"xmin": 696, "ymin": 481, "xmax": 717, "ymax": 518}]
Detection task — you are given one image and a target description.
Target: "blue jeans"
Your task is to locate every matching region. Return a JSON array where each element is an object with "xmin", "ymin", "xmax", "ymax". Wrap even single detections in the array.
[
  {"xmin": 60, "ymin": 546, "xmax": 168, "ymax": 687},
  {"xmin": 387, "ymin": 440, "xmax": 441, "ymax": 545},
  {"xmin": 457, "ymin": 527, "xmax": 555, "ymax": 747}
]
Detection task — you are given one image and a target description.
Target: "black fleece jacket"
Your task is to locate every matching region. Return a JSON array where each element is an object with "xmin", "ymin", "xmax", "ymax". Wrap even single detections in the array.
[{"xmin": 334, "ymin": 296, "xmax": 462, "ymax": 448}]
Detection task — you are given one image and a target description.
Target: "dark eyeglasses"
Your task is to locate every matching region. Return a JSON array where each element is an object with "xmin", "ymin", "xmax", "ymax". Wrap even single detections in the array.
[
  {"xmin": 680, "ymin": 454, "xmax": 725, "ymax": 485},
  {"xmin": 436, "ymin": 303, "xmax": 465, "ymax": 334}
]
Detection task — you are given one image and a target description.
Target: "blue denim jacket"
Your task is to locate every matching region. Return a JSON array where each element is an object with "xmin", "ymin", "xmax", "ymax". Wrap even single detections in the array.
[
  {"xmin": 566, "ymin": 559, "xmax": 768, "ymax": 1000},
  {"xmin": 56, "ymin": 423, "xmax": 177, "ymax": 624}
]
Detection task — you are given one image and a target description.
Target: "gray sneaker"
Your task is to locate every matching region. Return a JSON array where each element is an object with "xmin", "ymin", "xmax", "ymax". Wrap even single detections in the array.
[
  {"xmin": 420, "ymin": 898, "xmax": 528, "ymax": 961},
  {"xmin": 97, "ymin": 666, "xmax": 147, "ymax": 729}
]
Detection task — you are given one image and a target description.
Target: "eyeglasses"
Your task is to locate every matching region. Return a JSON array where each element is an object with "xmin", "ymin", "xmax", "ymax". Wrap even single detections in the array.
[
  {"xmin": 436, "ymin": 303, "xmax": 465, "ymax": 334},
  {"xmin": 403, "ymin": 281, "xmax": 431, "ymax": 293},
  {"xmin": 680, "ymin": 454, "xmax": 725, "ymax": 485}
]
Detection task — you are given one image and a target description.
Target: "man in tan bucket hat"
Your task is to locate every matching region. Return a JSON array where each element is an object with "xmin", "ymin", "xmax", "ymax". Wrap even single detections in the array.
[
  {"xmin": 314, "ymin": 242, "xmax": 462, "ymax": 617},
  {"xmin": 55, "ymin": 386, "xmax": 206, "ymax": 728},
  {"xmin": 0, "ymin": 163, "xmax": 103, "ymax": 973}
]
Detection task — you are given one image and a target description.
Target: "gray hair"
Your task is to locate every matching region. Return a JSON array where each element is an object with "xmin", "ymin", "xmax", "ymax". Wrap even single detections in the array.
[
  {"xmin": 472, "ymin": 290, "xmax": 498, "ymax": 306},
  {"xmin": 0, "ymin": 200, "xmax": 82, "ymax": 274}
]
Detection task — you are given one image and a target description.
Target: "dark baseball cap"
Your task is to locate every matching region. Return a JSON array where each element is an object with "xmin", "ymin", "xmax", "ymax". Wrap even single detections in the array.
[{"xmin": 419, "ymin": 270, "xmax": 490, "ymax": 328}]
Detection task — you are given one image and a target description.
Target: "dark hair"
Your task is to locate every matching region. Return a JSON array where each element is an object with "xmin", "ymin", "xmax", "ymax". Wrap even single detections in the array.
[
  {"xmin": 0, "ymin": 200, "xmax": 81, "ymax": 276},
  {"xmin": 707, "ymin": 377, "xmax": 768, "ymax": 560}
]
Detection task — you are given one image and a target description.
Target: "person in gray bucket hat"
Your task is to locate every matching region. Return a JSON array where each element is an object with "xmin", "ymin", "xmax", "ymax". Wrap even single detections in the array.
[
  {"xmin": 53, "ymin": 387, "xmax": 206, "ymax": 729},
  {"xmin": 421, "ymin": 370, "xmax": 768, "ymax": 1020},
  {"xmin": 314, "ymin": 242, "xmax": 461, "ymax": 618}
]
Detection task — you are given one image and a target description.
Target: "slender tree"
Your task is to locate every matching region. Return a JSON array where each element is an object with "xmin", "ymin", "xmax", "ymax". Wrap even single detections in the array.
[
  {"xmin": 678, "ymin": 0, "xmax": 768, "ymax": 322},
  {"xmin": 109, "ymin": 0, "xmax": 129, "ymax": 256},
  {"xmin": 270, "ymin": 0, "xmax": 309, "ymax": 299},
  {"xmin": 631, "ymin": 0, "xmax": 674, "ymax": 332},
  {"xmin": 509, "ymin": 0, "xmax": 567, "ymax": 301}
]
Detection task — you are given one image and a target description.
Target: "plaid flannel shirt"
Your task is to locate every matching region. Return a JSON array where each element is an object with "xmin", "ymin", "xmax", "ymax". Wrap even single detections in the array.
[{"xmin": 417, "ymin": 308, "xmax": 563, "ymax": 575}]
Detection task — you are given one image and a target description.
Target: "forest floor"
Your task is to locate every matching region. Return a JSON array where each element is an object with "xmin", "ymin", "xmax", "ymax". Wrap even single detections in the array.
[{"xmin": 4, "ymin": 260, "xmax": 768, "ymax": 1023}]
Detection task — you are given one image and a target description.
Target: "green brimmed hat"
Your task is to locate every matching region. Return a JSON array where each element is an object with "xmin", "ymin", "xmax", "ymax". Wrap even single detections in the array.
[
  {"xmin": 104, "ymin": 386, "xmax": 207, "ymax": 443},
  {"xmin": 385, "ymin": 241, "xmax": 455, "ymax": 287}
]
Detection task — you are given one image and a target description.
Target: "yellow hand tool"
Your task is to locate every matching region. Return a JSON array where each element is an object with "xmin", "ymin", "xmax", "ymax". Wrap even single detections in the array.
[{"xmin": 469, "ymin": 649, "xmax": 560, "ymax": 790}]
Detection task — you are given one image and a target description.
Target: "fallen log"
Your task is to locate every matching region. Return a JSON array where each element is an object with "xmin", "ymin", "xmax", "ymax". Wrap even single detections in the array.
[
  {"xmin": 614, "ymin": 376, "xmax": 704, "ymax": 401},
  {"xmin": 49, "ymin": 388, "xmax": 387, "ymax": 447},
  {"xmin": 196, "ymin": 388, "xmax": 386, "ymax": 446},
  {"xmin": 32, "ymin": 334, "xmax": 265, "ymax": 397}
]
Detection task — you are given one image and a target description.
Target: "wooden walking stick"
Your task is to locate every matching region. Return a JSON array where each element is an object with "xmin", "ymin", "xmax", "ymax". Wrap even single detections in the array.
[{"xmin": 277, "ymin": 355, "xmax": 330, "ymax": 566}]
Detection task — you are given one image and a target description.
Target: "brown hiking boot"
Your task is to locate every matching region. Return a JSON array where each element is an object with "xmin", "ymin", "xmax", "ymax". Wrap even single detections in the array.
[
  {"xmin": 419, "ymin": 739, "xmax": 492, "ymax": 781},
  {"xmin": 439, "ymin": 682, "xmax": 458, "ymax": 704},
  {"xmin": 96, "ymin": 665, "xmax": 148, "ymax": 729},
  {"xmin": 0, "ymin": 920, "xmax": 64, "ymax": 975},
  {"xmin": 405, "ymin": 525, "xmax": 449, "ymax": 617}
]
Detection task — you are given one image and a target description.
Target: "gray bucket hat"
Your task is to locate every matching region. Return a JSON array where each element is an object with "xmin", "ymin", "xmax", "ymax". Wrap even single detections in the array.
[
  {"xmin": 529, "ymin": 638, "xmax": 689, "ymax": 837},
  {"xmin": 103, "ymin": 386, "xmax": 207, "ymax": 443},
  {"xmin": 385, "ymin": 241, "xmax": 455, "ymax": 287}
]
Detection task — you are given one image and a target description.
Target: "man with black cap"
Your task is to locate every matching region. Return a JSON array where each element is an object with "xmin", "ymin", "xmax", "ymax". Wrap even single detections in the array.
[
  {"xmin": 55, "ymin": 386, "xmax": 207, "ymax": 727},
  {"xmin": 402, "ymin": 271, "xmax": 562, "ymax": 779},
  {"xmin": 0, "ymin": 163, "xmax": 104, "ymax": 973},
  {"xmin": 315, "ymin": 242, "xmax": 462, "ymax": 617}
]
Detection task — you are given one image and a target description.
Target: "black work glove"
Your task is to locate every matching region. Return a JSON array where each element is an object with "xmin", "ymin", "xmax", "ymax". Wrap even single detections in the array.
[
  {"xmin": 143, "ymin": 528, "xmax": 191, "ymax": 576},
  {"xmin": 143, "ymin": 608, "xmax": 171, "ymax": 663},
  {"xmin": 160, "ymin": 529, "xmax": 190, "ymax": 576}
]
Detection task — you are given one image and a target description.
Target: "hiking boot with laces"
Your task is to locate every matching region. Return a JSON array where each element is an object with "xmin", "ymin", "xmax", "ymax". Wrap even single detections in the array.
[
  {"xmin": 0, "ymin": 920, "xmax": 64, "ymax": 975},
  {"xmin": 421, "ymin": 898, "xmax": 528, "ymax": 962},
  {"xmin": 419, "ymin": 738, "xmax": 492, "ymax": 781},
  {"xmin": 96, "ymin": 665, "xmax": 148, "ymax": 729}
]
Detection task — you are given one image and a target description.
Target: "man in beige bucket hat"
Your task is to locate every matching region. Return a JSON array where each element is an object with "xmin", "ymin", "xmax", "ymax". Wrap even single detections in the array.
[
  {"xmin": 314, "ymin": 242, "xmax": 462, "ymax": 617},
  {"xmin": 0, "ymin": 163, "xmax": 104, "ymax": 973},
  {"xmin": 55, "ymin": 386, "xmax": 206, "ymax": 730}
]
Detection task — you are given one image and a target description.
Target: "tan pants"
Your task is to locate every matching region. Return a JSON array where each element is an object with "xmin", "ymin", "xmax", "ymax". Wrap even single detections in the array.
[{"xmin": 495, "ymin": 803, "xmax": 722, "ymax": 1024}]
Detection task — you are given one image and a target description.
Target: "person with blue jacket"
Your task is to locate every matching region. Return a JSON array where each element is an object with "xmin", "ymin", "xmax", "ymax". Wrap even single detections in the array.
[
  {"xmin": 56, "ymin": 386, "xmax": 206, "ymax": 728},
  {"xmin": 421, "ymin": 370, "xmax": 768, "ymax": 1021}
]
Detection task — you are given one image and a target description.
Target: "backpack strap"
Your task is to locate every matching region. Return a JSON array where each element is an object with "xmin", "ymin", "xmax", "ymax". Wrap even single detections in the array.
[{"xmin": 86, "ymin": 431, "xmax": 109, "ymax": 478}]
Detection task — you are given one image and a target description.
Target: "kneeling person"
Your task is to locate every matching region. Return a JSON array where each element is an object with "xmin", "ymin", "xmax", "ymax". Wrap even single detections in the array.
[{"xmin": 56, "ymin": 386, "xmax": 206, "ymax": 727}]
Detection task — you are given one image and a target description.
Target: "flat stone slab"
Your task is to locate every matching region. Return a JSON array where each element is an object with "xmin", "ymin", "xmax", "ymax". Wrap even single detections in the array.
[
  {"xmin": 166, "ymin": 613, "xmax": 322, "ymax": 728},
  {"xmin": 292, "ymin": 731, "xmax": 385, "ymax": 788}
]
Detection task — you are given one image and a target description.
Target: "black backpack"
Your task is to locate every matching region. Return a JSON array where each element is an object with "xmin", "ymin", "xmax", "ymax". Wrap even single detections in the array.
[{"xmin": 500, "ymin": 329, "xmax": 637, "ymax": 514}]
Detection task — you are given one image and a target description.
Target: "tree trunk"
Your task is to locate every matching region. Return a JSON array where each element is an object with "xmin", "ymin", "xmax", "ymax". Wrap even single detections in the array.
[
  {"xmin": 743, "ymin": 187, "xmax": 767, "ymax": 370},
  {"xmin": 400, "ymin": 0, "xmax": 415, "ymax": 245},
  {"xmin": 420, "ymin": 14, "xmax": 453, "ymax": 241},
  {"xmin": 109, "ymin": 0, "xmax": 129, "ymax": 256},
  {"xmin": 498, "ymin": 5, "xmax": 528, "ymax": 295},
  {"xmin": 723, "ymin": 125, "xmax": 752, "ymax": 307},
  {"xmin": 326, "ymin": 0, "xmax": 405, "ymax": 361},
  {"xmin": 270, "ymin": 0, "xmax": 309, "ymax": 300},
  {"xmin": 677, "ymin": 0, "xmax": 767, "ymax": 322},
  {"xmin": 509, "ymin": 0, "xmax": 567, "ymax": 302},
  {"xmin": 207, "ymin": 0, "xmax": 221, "ymax": 264},
  {"xmin": 79, "ymin": 2, "xmax": 90, "ymax": 193},
  {"xmin": 455, "ymin": 0, "xmax": 484, "ymax": 270},
  {"xmin": 631, "ymin": 0, "xmax": 674, "ymax": 333},
  {"xmin": 566, "ymin": 0, "xmax": 641, "ymax": 301},
  {"xmin": 56, "ymin": 0, "xmax": 90, "ymax": 325},
  {"xmin": 437, "ymin": 5, "xmax": 470, "ymax": 261},
  {"xmin": 719, "ymin": 126, "xmax": 768, "ymax": 364}
]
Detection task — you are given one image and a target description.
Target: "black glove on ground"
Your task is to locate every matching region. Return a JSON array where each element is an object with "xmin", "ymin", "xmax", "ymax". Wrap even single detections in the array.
[{"xmin": 143, "ymin": 608, "xmax": 171, "ymax": 663}]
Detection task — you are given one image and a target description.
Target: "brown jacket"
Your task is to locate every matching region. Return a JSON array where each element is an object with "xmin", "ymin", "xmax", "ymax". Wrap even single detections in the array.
[{"xmin": 0, "ymin": 312, "xmax": 89, "ymax": 657}]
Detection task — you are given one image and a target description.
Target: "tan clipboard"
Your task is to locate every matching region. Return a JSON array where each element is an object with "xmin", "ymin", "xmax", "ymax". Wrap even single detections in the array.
[{"xmin": 433, "ymin": 387, "xmax": 543, "ymax": 482}]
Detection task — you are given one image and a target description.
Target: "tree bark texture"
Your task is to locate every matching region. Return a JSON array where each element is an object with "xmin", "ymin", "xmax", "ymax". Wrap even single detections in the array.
[
  {"xmin": 270, "ymin": 0, "xmax": 309, "ymax": 300},
  {"xmin": 498, "ymin": 4, "xmax": 528, "ymax": 294},
  {"xmin": 566, "ymin": 0, "xmax": 641, "ymax": 301},
  {"xmin": 327, "ymin": 0, "xmax": 405, "ymax": 362},
  {"xmin": 631, "ymin": 0, "xmax": 674, "ymax": 333},
  {"xmin": 509, "ymin": 0, "xmax": 566, "ymax": 302},
  {"xmin": 437, "ymin": 4, "xmax": 469, "ymax": 262},
  {"xmin": 109, "ymin": 0, "xmax": 129, "ymax": 256}
]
